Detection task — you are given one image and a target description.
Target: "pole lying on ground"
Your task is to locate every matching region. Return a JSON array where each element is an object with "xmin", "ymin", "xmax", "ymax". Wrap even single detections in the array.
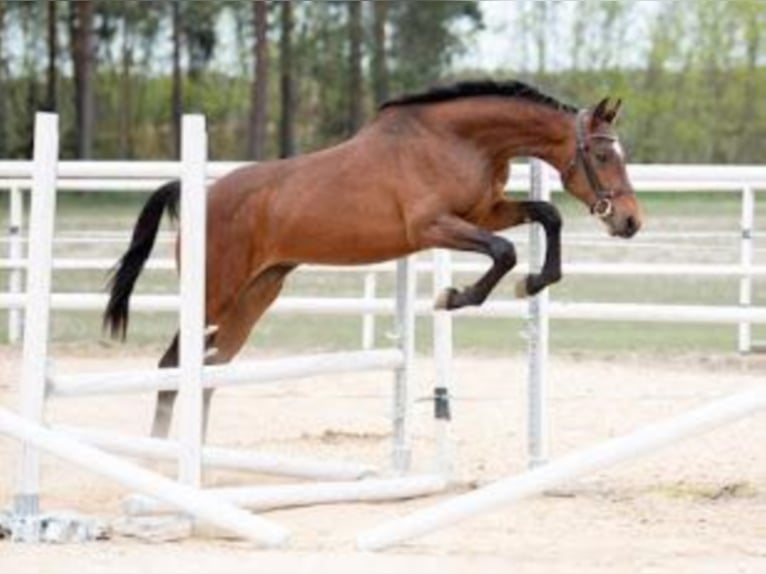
[
  {"xmin": 124, "ymin": 475, "xmax": 448, "ymax": 515},
  {"xmin": 56, "ymin": 424, "xmax": 376, "ymax": 481},
  {"xmin": 0, "ymin": 407, "xmax": 290, "ymax": 547},
  {"xmin": 357, "ymin": 385, "xmax": 766, "ymax": 551}
]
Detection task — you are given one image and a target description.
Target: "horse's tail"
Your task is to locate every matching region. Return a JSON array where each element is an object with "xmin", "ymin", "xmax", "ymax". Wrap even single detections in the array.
[{"xmin": 103, "ymin": 180, "xmax": 180, "ymax": 340}]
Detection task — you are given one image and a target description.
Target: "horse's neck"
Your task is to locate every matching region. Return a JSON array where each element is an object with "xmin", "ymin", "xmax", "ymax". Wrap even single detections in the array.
[{"xmin": 429, "ymin": 99, "xmax": 575, "ymax": 172}]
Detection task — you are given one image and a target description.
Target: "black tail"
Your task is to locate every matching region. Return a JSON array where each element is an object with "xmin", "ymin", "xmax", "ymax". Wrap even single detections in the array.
[{"xmin": 103, "ymin": 180, "xmax": 180, "ymax": 340}]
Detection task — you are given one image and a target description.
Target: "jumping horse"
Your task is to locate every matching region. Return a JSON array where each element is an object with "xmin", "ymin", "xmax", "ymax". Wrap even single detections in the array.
[{"xmin": 104, "ymin": 80, "xmax": 643, "ymax": 438}]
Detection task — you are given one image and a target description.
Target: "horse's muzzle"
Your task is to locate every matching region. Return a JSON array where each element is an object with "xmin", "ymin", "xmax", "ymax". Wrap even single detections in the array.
[{"xmin": 607, "ymin": 214, "xmax": 641, "ymax": 238}]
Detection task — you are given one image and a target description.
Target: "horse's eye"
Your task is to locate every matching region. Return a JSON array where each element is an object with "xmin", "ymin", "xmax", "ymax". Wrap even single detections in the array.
[{"xmin": 594, "ymin": 151, "xmax": 609, "ymax": 164}]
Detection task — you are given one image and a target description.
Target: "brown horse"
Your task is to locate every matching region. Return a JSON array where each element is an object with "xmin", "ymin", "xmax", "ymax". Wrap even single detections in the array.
[{"xmin": 104, "ymin": 80, "xmax": 642, "ymax": 438}]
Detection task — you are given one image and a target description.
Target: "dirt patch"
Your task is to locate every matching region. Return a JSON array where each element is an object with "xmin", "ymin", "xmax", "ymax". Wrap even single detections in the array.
[{"xmin": 1, "ymin": 347, "xmax": 765, "ymax": 573}]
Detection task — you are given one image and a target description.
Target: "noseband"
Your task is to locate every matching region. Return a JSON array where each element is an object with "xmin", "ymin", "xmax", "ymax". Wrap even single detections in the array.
[{"xmin": 561, "ymin": 109, "xmax": 617, "ymax": 219}]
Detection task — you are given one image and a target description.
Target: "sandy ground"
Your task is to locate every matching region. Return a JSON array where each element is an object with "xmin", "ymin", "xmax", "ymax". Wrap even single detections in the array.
[{"xmin": 1, "ymin": 346, "xmax": 765, "ymax": 574}]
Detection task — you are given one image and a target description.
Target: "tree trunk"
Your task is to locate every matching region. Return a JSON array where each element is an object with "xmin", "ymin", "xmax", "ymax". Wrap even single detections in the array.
[
  {"xmin": 0, "ymin": 0, "xmax": 6, "ymax": 157},
  {"xmin": 279, "ymin": 0, "xmax": 295, "ymax": 158},
  {"xmin": 347, "ymin": 0, "xmax": 363, "ymax": 134},
  {"xmin": 248, "ymin": 0, "xmax": 269, "ymax": 160},
  {"xmin": 171, "ymin": 0, "xmax": 183, "ymax": 157},
  {"xmin": 119, "ymin": 15, "xmax": 134, "ymax": 158},
  {"xmin": 70, "ymin": 0, "xmax": 94, "ymax": 158},
  {"xmin": 45, "ymin": 0, "xmax": 57, "ymax": 112},
  {"xmin": 372, "ymin": 0, "xmax": 389, "ymax": 106}
]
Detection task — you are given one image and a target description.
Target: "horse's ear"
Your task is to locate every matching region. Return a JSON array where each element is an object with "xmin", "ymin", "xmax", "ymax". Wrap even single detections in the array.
[
  {"xmin": 604, "ymin": 98, "xmax": 622, "ymax": 124},
  {"xmin": 591, "ymin": 97, "xmax": 611, "ymax": 128}
]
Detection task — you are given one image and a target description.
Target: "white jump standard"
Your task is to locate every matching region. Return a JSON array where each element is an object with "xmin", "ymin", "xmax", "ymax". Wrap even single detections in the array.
[{"xmin": 1, "ymin": 112, "xmax": 445, "ymax": 544}]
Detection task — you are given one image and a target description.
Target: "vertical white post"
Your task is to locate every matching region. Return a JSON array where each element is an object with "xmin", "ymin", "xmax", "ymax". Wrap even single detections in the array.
[
  {"xmin": 14, "ymin": 113, "xmax": 59, "ymax": 516},
  {"xmin": 178, "ymin": 115, "xmax": 207, "ymax": 489},
  {"xmin": 361, "ymin": 271, "xmax": 376, "ymax": 350},
  {"xmin": 527, "ymin": 159, "xmax": 550, "ymax": 469},
  {"xmin": 432, "ymin": 249, "xmax": 453, "ymax": 477},
  {"xmin": 8, "ymin": 185, "xmax": 24, "ymax": 343},
  {"xmin": 738, "ymin": 185, "xmax": 754, "ymax": 354},
  {"xmin": 392, "ymin": 255, "xmax": 416, "ymax": 472}
]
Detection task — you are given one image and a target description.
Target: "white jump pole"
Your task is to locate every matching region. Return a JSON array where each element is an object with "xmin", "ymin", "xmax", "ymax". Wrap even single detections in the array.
[
  {"xmin": 432, "ymin": 249, "xmax": 453, "ymax": 476},
  {"xmin": 738, "ymin": 185, "xmax": 754, "ymax": 354},
  {"xmin": 0, "ymin": 408, "xmax": 289, "ymax": 546},
  {"xmin": 392, "ymin": 256, "xmax": 416, "ymax": 472},
  {"xmin": 7, "ymin": 184, "xmax": 23, "ymax": 343},
  {"xmin": 56, "ymin": 424, "xmax": 376, "ymax": 481},
  {"xmin": 178, "ymin": 114, "xmax": 207, "ymax": 489},
  {"xmin": 357, "ymin": 385, "xmax": 766, "ymax": 551},
  {"xmin": 527, "ymin": 159, "xmax": 550, "ymax": 468},
  {"xmin": 124, "ymin": 475, "xmax": 448, "ymax": 515},
  {"xmin": 362, "ymin": 271, "xmax": 377, "ymax": 350},
  {"xmin": 14, "ymin": 113, "xmax": 59, "ymax": 517},
  {"xmin": 48, "ymin": 349, "xmax": 405, "ymax": 397}
]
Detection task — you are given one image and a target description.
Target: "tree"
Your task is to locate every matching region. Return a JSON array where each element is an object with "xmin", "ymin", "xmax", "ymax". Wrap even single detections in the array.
[
  {"xmin": 45, "ymin": 0, "xmax": 57, "ymax": 112},
  {"xmin": 279, "ymin": 0, "xmax": 296, "ymax": 157},
  {"xmin": 69, "ymin": 0, "xmax": 95, "ymax": 158},
  {"xmin": 248, "ymin": 0, "xmax": 269, "ymax": 159},
  {"xmin": 372, "ymin": 0, "xmax": 389, "ymax": 106},
  {"xmin": 347, "ymin": 0, "xmax": 363, "ymax": 134},
  {"xmin": 388, "ymin": 1, "xmax": 482, "ymax": 93},
  {"xmin": 0, "ymin": 0, "xmax": 6, "ymax": 157},
  {"xmin": 171, "ymin": 0, "xmax": 182, "ymax": 156}
]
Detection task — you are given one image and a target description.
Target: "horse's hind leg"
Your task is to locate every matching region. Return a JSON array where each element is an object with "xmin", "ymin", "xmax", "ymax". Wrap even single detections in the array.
[
  {"xmin": 151, "ymin": 331, "xmax": 218, "ymax": 439},
  {"xmin": 151, "ymin": 333, "xmax": 180, "ymax": 438},
  {"xmin": 150, "ymin": 264, "xmax": 294, "ymax": 439}
]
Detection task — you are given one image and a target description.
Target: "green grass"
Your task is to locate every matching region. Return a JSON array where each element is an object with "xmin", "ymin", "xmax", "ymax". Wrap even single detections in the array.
[{"xmin": 1, "ymin": 189, "xmax": 764, "ymax": 356}]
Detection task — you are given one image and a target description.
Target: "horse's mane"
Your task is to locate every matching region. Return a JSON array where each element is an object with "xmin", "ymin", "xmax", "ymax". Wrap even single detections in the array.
[{"xmin": 380, "ymin": 79, "xmax": 577, "ymax": 114}]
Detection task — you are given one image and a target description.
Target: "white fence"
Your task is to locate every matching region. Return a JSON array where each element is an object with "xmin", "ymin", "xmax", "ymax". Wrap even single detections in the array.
[
  {"xmin": 1, "ymin": 159, "xmax": 764, "ymax": 350},
  {"xmin": 1, "ymin": 113, "xmax": 449, "ymax": 545},
  {"xmin": 2, "ymin": 113, "xmax": 765, "ymax": 549}
]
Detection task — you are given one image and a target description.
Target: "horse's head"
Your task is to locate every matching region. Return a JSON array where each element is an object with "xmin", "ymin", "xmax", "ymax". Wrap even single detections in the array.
[{"xmin": 560, "ymin": 97, "xmax": 642, "ymax": 238}]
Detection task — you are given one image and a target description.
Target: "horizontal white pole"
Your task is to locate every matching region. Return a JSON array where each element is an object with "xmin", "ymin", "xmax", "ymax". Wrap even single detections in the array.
[
  {"xmin": 0, "ymin": 258, "xmax": 175, "ymax": 271},
  {"xmin": 0, "ymin": 178, "xmax": 223, "ymax": 191},
  {"xmin": 0, "ymin": 407, "xmax": 289, "ymax": 546},
  {"xmin": 2, "ymin": 162, "xmax": 765, "ymax": 191},
  {"xmin": 357, "ymin": 385, "xmax": 766, "ymax": 551},
  {"xmin": 4, "ymin": 258, "xmax": 766, "ymax": 278},
  {"xmin": 56, "ymin": 425, "xmax": 376, "ymax": 481},
  {"xmin": 125, "ymin": 475, "xmax": 448, "ymax": 515},
  {"xmin": 48, "ymin": 349, "xmax": 405, "ymax": 397},
  {"xmin": 4, "ymin": 291, "xmax": 766, "ymax": 325},
  {"xmin": 0, "ymin": 161, "xmax": 250, "ymax": 180},
  {"xmin": 470, "ymin": 301, "xmax": 766, "ymax": 323}
]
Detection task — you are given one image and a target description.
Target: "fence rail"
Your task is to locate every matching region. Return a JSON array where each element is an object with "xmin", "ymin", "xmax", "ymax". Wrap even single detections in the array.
[{"xmin": 1, "ymin": 161, "xmax": 763, "ymax": 351}]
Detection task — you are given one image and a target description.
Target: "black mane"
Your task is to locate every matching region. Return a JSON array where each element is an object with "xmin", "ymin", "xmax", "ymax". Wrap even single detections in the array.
[{"xmin": 380, "ymin": 79, "xmax": 577, "ymax": 113}]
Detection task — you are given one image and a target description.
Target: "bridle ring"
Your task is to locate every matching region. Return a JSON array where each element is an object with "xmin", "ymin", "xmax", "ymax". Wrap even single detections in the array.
[{"xmin": 591, "ymin": 197, "xmax": 613, "ymax": 219}]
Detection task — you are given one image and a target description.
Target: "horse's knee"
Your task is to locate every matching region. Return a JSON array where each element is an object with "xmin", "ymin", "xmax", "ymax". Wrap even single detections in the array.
[
  {"xmin": 530, "ymin": 202, "xmax": 562, "ymax": 234},
  {"xmin": 489, "ymin": 237, "xmax": 517, "ymax": 269}
]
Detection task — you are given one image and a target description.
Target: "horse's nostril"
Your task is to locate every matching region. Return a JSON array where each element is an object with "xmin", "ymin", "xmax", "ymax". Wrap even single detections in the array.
[{"xmin": 625, "ymin": 216, "xmax": 638, "ymax": 236}]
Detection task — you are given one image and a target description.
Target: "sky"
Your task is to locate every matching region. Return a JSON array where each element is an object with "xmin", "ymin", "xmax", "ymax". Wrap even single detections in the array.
[{"xmin": 463, "ymin": 0, "xmax": 663, "ymax": 71}]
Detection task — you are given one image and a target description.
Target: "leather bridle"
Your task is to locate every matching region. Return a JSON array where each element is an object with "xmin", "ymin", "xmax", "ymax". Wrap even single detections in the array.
[{"xmin": 561, "ymin": 109, "xmax": 619, "ymax": 219}]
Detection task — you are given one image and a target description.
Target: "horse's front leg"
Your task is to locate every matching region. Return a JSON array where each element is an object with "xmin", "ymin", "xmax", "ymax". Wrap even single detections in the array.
[
  {"xmin": 420, "ymin": 215, "xmax": 518, "ymax": 311},
  {"xmin": 508, "ymin": 201, "xmax": 563, "ymax": 298},
  {"xmin": 467, "ymin": 198, "xmax": 563, "ymax": 300}
]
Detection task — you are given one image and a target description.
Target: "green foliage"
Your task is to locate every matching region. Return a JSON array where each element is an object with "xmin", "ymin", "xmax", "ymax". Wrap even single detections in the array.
[
  {"xmin": 0, "ymin": 0, "xmax": 764, "ymax": 162},
  {"xmin": 387, "ymin": 1, "xmax": 483, "ymax": 93}
]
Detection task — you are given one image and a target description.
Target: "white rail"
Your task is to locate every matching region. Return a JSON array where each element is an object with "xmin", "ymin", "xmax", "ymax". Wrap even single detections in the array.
[
  {"xmin": 0, "ymin": 407, "xmax": 289, "ymax": 546},
  {"xmin": 357, "ymin": 384, "xmax": 766, "ymax": 550},
  {"xmin": 48, "ymin": 349, "xmax": 405, "ymax": 397}
]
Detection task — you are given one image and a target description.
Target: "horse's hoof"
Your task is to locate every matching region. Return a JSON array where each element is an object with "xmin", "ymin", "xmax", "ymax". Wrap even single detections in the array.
[
  {"xmin": 434, "ymin": 287, "xmax": 458, "ymax": 310},
  {"xmin": 514, "ymin": 278, "xmax": 529, "ymax": 299}
]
